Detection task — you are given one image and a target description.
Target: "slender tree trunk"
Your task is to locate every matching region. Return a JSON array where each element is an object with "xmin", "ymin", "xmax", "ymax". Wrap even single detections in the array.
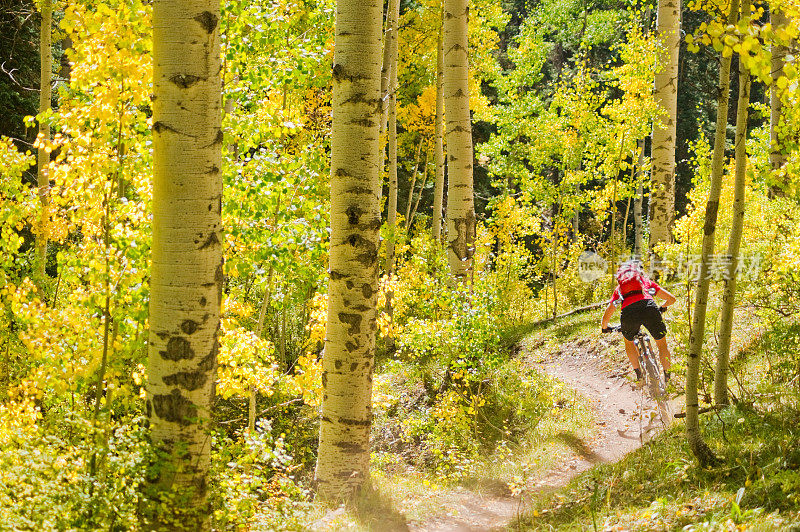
[
  {"xmin": 634, "ymin": 138, "xmax": 645, "ymax": 257},
  {"xmin": 379, "ymin": 0, "xmax": 398, "ymax": 137},
  {"xmin": 572, "ymin": 183, "xmax": 580, "ymax": 241},
  {"xmin": 443, "ymin": 0, "xmax": 475, "ymax": 279},
  {"xmin": 715, "ymin": 21, "xmax": 751, "ymax": 407},
  {"xmin": 432, "ymin": 14, "xmax": 446, "ymax": 243},
  {"xmin": 146, "ymin": 0, "xmax": 222, "ymax": 526},
  {"xmin": 409, "ymin": 147, "xmax": 430, "ymax": 229},
  {"xmin": 35, "ymin": 0, "xmax": 52, "ymax": 287},
  {"xmin": 404, "ymin": 137, "xmax": 424, "ymax": 226},
  {"xmin": 609, "ymin": 134, "xmax": 626, "ymax": 268},
  {"xmin": 770, "ymin": 7, "xmax": 788, "ymax": 177},
  {"xmin": 314, "ymin": 0, "xmax": 382, "ymax": 501},
  {"xmin": 685, "ymin": 0, "xmax": 739, "ymax": 467},
  {"xmin": 649, "ymin": 0, "xmax": 681, "ymax": 254},
  {"xmin": 249, "ymin": 265, "xmax": 274, "ymax": 433},
  {"xmin": 385, "ymin": 0, "xmax": 400, "ymax": 274}
]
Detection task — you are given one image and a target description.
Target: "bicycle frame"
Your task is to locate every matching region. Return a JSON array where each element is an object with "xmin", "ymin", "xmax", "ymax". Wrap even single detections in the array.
[{"xmin": 606, "ymin": 325, "xmax": 672, "ymax": 424}]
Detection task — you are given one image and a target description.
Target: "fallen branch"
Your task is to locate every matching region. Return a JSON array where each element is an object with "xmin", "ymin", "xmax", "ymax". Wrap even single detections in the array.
[{"xmin": 673, "ymin": 404, "xmax": 723, "ymax": 419}]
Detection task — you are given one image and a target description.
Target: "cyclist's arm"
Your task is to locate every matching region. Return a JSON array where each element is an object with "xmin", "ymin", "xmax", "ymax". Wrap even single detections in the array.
[
  {"xmin": 600, "ymin": 302, "xmax": 615, "ymax": 330},
  {"xmin": 656, "ymin": 287, "xmax": 677, "ymax": 307}
]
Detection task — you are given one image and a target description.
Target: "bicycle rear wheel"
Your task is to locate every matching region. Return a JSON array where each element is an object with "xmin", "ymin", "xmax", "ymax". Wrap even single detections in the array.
[{"xmin": 640, "ymin": 341, "xmax": 672, "ymax": 425}]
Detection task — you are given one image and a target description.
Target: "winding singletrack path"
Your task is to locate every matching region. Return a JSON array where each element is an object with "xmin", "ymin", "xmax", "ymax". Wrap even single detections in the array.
[{"xmin": 408, "ymin": 338, "xmax": 676, "ymax": 532}]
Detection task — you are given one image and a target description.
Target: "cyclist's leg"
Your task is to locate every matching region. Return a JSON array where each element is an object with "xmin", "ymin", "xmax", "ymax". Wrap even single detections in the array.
[
  {"xmin": 654, "ymin": 336, "xmax": 671, "ymax": 372},
  {"xmin": 641, "ymin": 300, "xmax": 670, "ymax": 373},
  {"xmin": 624, "ymin": 339, "xmax": 640, "ymax": 370}
]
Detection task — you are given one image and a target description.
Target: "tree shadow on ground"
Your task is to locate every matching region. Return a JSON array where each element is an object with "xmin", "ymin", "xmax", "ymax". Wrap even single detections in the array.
[
  {"xmin": 349, "ymin": 484, "xmax": 410, "ymax": 531},
  {"xmin": 554, "ymin": 431, "xmax": 603, "ymax": 463},
  {"xmin": 505, "ymin": 310, "xmax": 601, "ymax": 349}
]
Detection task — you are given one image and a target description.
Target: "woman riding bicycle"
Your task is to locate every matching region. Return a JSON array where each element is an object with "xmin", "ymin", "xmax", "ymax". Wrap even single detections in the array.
[{"xmin": 600, "ymin": 260, "xmax": 677, "ymax": 383}]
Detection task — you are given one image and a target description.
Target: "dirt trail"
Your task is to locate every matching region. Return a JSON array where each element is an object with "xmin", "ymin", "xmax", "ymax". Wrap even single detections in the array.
[{"xmin": 407, "ymin": 339, "xmax": 676, "ymax": 532}]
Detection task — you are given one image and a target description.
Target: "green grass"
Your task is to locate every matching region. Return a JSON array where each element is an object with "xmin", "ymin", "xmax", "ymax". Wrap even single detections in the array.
[
  {"xmin": 304, "ymin": 319, "xmax": 600, "ymax": 530},
  {"xmin": 514, "ymin": 318, "xmax": 800, "ymax": 531}
]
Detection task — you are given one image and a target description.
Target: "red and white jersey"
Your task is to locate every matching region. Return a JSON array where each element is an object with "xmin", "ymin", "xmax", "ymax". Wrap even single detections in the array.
[{"xmin": 610, "ymin": 277, "xmax": 661, "ymax": 309}]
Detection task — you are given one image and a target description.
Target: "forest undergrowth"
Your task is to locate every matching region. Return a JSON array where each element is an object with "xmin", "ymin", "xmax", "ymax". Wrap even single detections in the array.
[{"xmin": 518, "ymin": 317, "xmax": 800, "ymax": 531}]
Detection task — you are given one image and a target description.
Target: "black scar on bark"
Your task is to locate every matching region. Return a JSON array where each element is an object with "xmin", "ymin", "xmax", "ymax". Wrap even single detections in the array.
[
  {"xmin": 343, "ymin": 92, "xmax": 371, "ymax": 105},
  {"xmin": 198, "ymin": 346, "xmax": 216, "ymax": 372},
  {"xmin": 215, "ymin": 261, "xmax": 224, "ymax": 303},
  {"xmin": 194, "ymin": 11, "xmax": 218, "ymax": 33},
  {"xmin": 181, "ymin": 319, "xmax": 200, "ymax": 335},
  {"xmin": 345, "ymin": 187, "xmax": 373, "ymax": 195},
  {"xmin": 350, "ymin": 118, "xmax": 375, "ymax": 128},
  {"xmin": 335, "ymin": 359, "xmax": 342, "ymax": 369},
  {"xmin": 346, "ymin": 280, "xmax": 354, "ymax": 289},
  {"xmin": 704, "ymin": 201, "xmax": 719, "ymax": 235},
  {"xmin": 356, "ymin": 248, "xmax": 378, "ymax": 267},
  {"xmin": 330, "ymin": 269, "xmax": 346, "ymax": 280},
  {"xmin": 332, "ymin": 63, "xmax": 345, "ymax": 82},
  {"xmin": 169, "ymin": 74, "xmax": 203, "ymax": 88},
  {"xmin": 199, "ymin": 296, "xmax": 207, "ymax": 306},
  {"xmin": 338, "ymin": 312, "xmax": 362, "ymax": 335},
  {"xmin": 334, "ymin": 441, "xmax": 365, "ymax": 454},
  {"xmin": 345, "ymin": 205, "xmax": 364, "ymax": 225},
  {"xmin": 339, "ymin": 417, "xmax": 371, "ymax": 427},
  {"xmin": 199, "ymin": 231, "xmax": 220, "ymax": 250},
  {"xmin": 152, "ymin": 389, "xmax": 197, "ymax": 426},
  {"xmin": 146, "ymin": 399, "xmax": 152, "ymax": 417},
  {"xmin": 350, "ymin": 362, "xmax": 358, "ymax": 371},
  {"xmin": 163, "ymin": 370, "xmax": 207, "ymax": 391},
  {"xmin": 361, "ymin": 284, "xmax": 373, "ymax": 299},
  {"xmin": 203, "ymin": 129, "xmax": 224, "ymax": 148},
  {"xmin": 152, "ymin": 121, "xmax": 179, "ymax": 134},
  {"xmin": 156, "ymin": 331, "xmax": 169, "ymax": 340},
  {"xmin": 160, "ymin": 336, "xmax": 194, "ymax": 361},
  {"xmin": 345, "ymin": 341, "xmax": 358, "ymax": 352},
  {"xmin": 321, "ymin": 371, "xmax": 327, "ymax": 388}
]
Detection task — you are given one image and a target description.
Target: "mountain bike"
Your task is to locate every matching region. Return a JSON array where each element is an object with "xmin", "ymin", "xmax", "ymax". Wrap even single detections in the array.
[{"xmin": 605, "ymin": 321, "xmax": 673, "ymax": 425}]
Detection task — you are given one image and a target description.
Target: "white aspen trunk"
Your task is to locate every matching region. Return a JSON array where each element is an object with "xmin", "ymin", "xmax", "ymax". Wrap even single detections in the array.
[
  {"xmin": 649, "ymin": 0, "xmax": 681, "ymax": 254},
  {"xmin": 385, "ymin": 0, "xmax": 400, "ymax": 274},
  {"xmin": 379, "ymin": 0, "xmax": 398, "ymax": 137},
  {"xmin": 147, "ymin": 0, "xmax": 222, "ymax": 526},
  {"xmin": 770, "ymin": 7, "xmax": 788, "ymax": 174},
  {"xmin": 314, "ymin": 0, "xmax": 382, "ymax": 501},
  {"xmin": 443, "ymin": 0, "xmax": 475, "ymax": 279},
  {"xmin": 634, "ymin": 138, "xmax": 645, "ymax": 257},
  {"xmin": 432, "ymin": 15, "xmax": 445, "ymax": 243},
  {"xmin": 715, "ymin": 24, "xmax": 751, "ymax": 406},
  {"xmin": 35, "ymin": 0, "xmax": 52, "ymax": 286},
  {"xmin": 685, "ymin": 0, "xmax": 739, "ymax": 467}
]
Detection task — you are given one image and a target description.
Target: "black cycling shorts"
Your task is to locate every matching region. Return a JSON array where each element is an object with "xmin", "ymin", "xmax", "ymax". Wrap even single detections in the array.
[{"xmin": 620, "ymin": 299, "xmax": 667, "ymax": 341}]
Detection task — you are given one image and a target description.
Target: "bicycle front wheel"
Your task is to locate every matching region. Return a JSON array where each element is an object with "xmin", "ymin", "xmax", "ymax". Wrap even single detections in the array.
[{"xmin": 640, "ymin": 344, "xmax": 671, "ymax": 425}]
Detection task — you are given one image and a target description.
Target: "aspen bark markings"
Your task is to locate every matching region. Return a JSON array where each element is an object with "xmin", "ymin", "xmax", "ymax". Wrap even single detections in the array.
[
  {"xmin": 715, "ymin": 6, "xmax": 752, "ymax": 406},
  {"xmin": 770, "ymin": 7, "xmax": 788, "ymax": 174},
  {"xmin": 385, "ymin": 0, "xmax": 400, "ymax": 274},
  {"xmin": 432, "ymin": 13, "xmax": 446, "ymax": 243},
  {"xmin": 685, "ymin": 0, "xmax": 739, "ymax": 467},
  {"xmin": 443, "ymin": 0, "xmax": 475, "ymax": 279},
  {"xmin": 314, "ymin": 0, "xmax": 383, "ymax": 500},
  {"xmin": 147, "ymin": 0, "xmax": 222, "ymax": 525},
  {"xmin": 649, "ymin": 0, "xmax": 681, "ymax": 253}
]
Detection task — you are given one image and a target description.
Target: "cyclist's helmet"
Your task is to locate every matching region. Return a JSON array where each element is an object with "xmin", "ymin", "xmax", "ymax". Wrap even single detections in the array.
[{"xmin": 615, "ymin": 259, "xmax": 645, "ymax": 285}]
